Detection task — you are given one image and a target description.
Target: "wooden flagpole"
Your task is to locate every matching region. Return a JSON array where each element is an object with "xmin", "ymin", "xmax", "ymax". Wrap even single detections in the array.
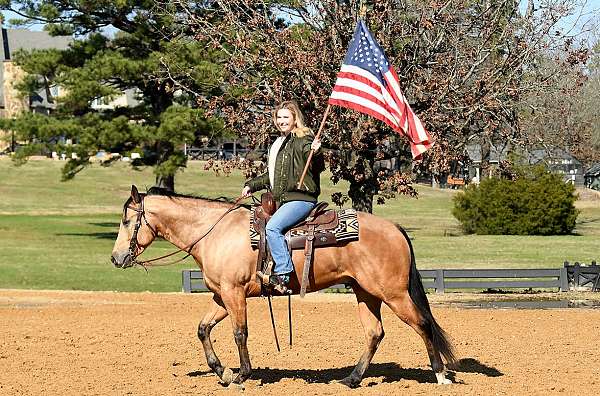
[
  {"xmin": 296, "ymin": 5, "xmax": 367, "ymax": 189},
  {"xmin": 297, "ymin": 104, "xmax": 332, "ymax": 189}
]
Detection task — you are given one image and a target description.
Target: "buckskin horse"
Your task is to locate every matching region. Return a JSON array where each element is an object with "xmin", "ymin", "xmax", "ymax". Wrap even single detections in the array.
[{"xmin": 111, "ymin": 185, "xmax": 456, "ymax": 388}]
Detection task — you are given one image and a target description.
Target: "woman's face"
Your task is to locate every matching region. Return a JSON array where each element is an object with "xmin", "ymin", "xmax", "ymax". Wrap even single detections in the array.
[{"xmin": 276, "ymin": 108, "xmax": 296, "ymax": 133}]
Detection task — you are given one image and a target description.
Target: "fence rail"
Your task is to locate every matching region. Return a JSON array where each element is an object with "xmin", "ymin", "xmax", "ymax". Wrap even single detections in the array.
[
  {"xmin": 186, "ymin": 147, "xmax": 219, "ymax": 161},
  {"xmin": 182, "ymin": 268, "xmax": 570, "ymax": 294},
  {"xmin": 564, "ymin": 261, "xmax": 600, "ymax": 291}
]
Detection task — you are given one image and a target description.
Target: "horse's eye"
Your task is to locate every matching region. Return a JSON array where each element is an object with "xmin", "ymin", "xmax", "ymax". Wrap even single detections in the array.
[{"xmin": 123, "ymin": 220, "xmax": 130, "ymax": 226}]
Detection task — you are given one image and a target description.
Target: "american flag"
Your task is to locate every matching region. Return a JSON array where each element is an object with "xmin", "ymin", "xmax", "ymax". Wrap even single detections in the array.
[{"xmin": 328, "ymin": 20, "xmax": 434, "ymax": 159}]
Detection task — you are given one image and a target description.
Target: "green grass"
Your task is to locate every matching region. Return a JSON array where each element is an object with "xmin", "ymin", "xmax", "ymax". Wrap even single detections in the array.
[{"xmin": 1, "ymin": 158, "xmax": 599, "ymax": 292}]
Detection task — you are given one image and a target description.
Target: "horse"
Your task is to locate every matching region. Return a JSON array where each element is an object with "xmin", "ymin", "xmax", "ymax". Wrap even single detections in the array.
[{"xmin": 111, "ymin": 185, "xmax": 456, "ymax": 388}]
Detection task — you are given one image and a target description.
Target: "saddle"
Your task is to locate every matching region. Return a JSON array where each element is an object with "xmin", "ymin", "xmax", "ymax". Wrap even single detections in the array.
[{"xmin": 253, "ymin": 193, "xmax": 341, "ymax": 297}]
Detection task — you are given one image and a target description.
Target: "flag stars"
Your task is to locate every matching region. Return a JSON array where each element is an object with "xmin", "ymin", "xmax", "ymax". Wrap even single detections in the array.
[{"xmin": 347, "ymin": 25, "xmax": 391, "ymax": 73}]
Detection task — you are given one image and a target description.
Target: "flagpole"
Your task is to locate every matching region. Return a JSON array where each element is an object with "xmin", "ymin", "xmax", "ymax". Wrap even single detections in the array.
[{"xmin": 297, "ymin": 104, "xmax": 332, "ymax": 190}]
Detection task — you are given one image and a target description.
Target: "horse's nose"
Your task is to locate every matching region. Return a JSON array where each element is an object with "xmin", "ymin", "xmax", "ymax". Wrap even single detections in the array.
[
  {"xmin": 111, "ymin": 254, "xmax": 120, "ymax": 268},
  {"xmin": 112, "ymin": 251, "xmax": 131, "ymax": 268}
]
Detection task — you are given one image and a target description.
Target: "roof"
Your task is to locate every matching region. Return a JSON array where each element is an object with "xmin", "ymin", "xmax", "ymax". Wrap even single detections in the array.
[
  {"xmin": 1, "ymin": 28, "xmax": 71, "ymax": 60},
  {"xmin": 585, "ymin": 163, "xmax": 600, "ymax": 177},
  {"xmin": 465, "ymin": 144, "xmax": 584, "ymax": 169},
  {"xmin": 465, "ymin": 143, "xmax": 510, "ymax": 163},
  {"xmin": 526, "ymin": 148, "xmax": 582, "ymax": 165}
]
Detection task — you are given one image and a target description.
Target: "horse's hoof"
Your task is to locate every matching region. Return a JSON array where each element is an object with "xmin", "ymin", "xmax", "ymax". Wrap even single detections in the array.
[
  {"xmin": 227, "ymin": 382, "xmax": 245, "ymax": 391},
  {"xmin": 219, "ymin": 367, "xmax": 234, "ymax": 385},
  {"xmin": 435, "ymin": 372, "xmax": 452, "ymax": 385},
  {"xmin": 336, "ymin": 377, "xmax": 360, "ymax": 389}
]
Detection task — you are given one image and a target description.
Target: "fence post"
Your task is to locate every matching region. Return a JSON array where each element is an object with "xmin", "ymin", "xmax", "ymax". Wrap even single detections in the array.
[
  {"xmin": 435, "ymin": 269, "xmax": 445, "ymax": 293},
  {"xmin": 559, "ymin": 267, "xmax": 569, "ymax": 292},
  {"xmin": 182, "ymin": 270, "xmax": 192, "ymax": 293},
  {"xmin": 574, "ymin": 263, "xmax": 581, "ymax": 288}
]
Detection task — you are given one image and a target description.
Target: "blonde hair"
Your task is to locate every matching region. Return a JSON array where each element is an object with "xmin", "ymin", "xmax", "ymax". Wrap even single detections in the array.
[{"xmin": 273, "ymin": 100, "xmax": 307, "ymax": 132}]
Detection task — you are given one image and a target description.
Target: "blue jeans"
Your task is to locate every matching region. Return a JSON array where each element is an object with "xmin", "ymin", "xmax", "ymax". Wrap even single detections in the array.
[{"xmin": 266, "ymin": 200, "xmax": 316, "ymax": 275}]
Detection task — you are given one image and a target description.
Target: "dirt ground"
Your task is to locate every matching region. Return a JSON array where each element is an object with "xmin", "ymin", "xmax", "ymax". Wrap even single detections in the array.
[{"xmin": 1, "ymin": 289, "xmax": 599, "ymax": 396}]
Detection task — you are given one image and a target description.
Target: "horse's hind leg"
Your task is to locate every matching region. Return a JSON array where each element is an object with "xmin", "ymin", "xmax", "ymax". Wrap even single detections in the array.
[
  {"xmin": 339, "ymin": 286, "xmax": 384, "ymax": 388},
  {"xmin": 197, "ymin": 295, "xmax": 233, "ymax": 384},
  {"xmin": 385, "ymin": 294, "xmax": 451, "ymax": 384}
]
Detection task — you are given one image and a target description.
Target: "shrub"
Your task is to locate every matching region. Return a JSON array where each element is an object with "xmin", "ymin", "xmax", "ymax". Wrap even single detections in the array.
[{"xmin": 452, "ymin": 167, "xmax": 579, "ymax": 235}]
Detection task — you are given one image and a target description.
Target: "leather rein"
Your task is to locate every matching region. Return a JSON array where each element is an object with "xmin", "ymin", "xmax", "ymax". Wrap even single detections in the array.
[
  {"xmin": 126, "ymin": 193, "xmax": 291, "ymax": 351},
  {"xmin": 125, "ymin": 194, "xmax": 247, "ymax": 270}
]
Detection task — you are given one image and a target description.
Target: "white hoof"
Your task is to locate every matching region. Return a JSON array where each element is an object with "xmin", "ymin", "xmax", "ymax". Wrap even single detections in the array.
[
  {"xmin": 227, "ymin": 382, "xmax": 245, "ymax": 391},
  {"xmin": 436, "ymin": 372, "xmax": 452, "ymax": 385},
  {"xmin": 220, "ymin": 367, "xmax": 234, "ymax": 385}
]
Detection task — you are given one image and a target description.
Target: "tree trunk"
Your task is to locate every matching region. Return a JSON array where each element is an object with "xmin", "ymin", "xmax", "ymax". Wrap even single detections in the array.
[
  {"xmin": 480, "ymin": 139, "xmax": 491, "ymax": 178},
  {"xmin": 150, "ymin": 84, "xmax": 176, "ymax": 192},
  {"xmin": 155, "ymin": 174, "xmax": 175, "ymax": 191},
  {"xmin": 348, "ymin": 179, "xmax": 377, "ymax": 213}
]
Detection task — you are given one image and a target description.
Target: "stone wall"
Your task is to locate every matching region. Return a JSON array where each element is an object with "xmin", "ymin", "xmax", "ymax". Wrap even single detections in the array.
[{"xmin": 0, "ymin": 61, "xmax": 28, "ymax": 151}]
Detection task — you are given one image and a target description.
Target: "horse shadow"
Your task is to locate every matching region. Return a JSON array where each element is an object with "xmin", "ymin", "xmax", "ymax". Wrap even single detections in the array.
[
  {"xmin": 56, "ymin": 232, "xmax": 118, "ymax": 240},
  {"xmin": 187, "ymin": 358, "xmax": 502, "ymax": 385},
  {"xmin": 89, "ymin": 222, "xmax": 120, "ymax": 228},
  {"xmin": 54, "ymin": 222, "xmax": 120, "ymax": 240},
  {"xmin": 448, "ymin": 358, "xmax": 503, "ymax": 377}
]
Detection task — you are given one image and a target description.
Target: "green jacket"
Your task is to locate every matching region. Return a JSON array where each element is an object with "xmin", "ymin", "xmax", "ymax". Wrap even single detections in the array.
[{"xmin": 245, "ymin": 128, "xmax": 324, "ymax": 205}]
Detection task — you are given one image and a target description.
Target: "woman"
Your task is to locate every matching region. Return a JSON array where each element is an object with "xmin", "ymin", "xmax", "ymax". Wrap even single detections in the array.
[{"xmin": 242, "ymin": 101, "xmax": 324, "ymax": 293}]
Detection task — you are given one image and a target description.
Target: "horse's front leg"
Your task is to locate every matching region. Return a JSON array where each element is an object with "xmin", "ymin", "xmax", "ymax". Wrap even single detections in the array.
[
  {"xmin": 197, "ymin": 295, "xmax": 234, "ymax": 384},
  {"xmin": 221, "ymin": 287, "xmax": 252, "ymax": 386}
]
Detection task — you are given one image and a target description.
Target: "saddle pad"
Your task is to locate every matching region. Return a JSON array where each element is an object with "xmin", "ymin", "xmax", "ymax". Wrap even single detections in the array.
[{"xmin": 249, "ymin": 207, "xmax": 359, "ymax": 249}]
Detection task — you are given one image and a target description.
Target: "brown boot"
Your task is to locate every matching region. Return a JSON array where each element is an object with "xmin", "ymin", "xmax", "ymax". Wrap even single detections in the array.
[{"xmin": 257, "ymin": 271, "xmax": 291, "ymax": 294}]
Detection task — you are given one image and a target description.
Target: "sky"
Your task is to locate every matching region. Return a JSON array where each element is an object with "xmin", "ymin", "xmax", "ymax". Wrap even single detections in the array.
[{"xmin": 556, "ymin": 0, "xmax": 600, "ymax": 43}]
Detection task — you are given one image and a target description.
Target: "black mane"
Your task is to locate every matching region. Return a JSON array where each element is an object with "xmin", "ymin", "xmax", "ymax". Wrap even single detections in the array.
[{"xmin": 146, "ymin": 187, "xmax": 248, "ymax": 207}]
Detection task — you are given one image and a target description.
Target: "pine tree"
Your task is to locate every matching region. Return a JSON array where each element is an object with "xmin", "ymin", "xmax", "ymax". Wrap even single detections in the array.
[{"xmin": 1, "ymin": 1, "xmax": 228, "ymax": 191}]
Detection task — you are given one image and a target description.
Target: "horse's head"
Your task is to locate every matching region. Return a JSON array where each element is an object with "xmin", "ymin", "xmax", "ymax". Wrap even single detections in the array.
[{"xmin": 111, "ymin": 185, "xmax": 158, "ymax": 268}]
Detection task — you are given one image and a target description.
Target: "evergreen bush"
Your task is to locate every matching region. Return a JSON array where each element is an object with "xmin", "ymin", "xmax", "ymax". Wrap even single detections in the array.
[{"xmin": 452, "ymin": 167, "xmax": 579, "ymax": 235}]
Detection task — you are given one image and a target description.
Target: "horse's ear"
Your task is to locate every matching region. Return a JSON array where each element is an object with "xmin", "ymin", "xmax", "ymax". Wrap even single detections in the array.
[{"xmin": 131, "ymin": 185, "xmax": 141, "ymax": 204}]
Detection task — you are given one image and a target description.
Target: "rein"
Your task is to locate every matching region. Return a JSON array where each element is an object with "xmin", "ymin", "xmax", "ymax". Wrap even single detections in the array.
[
  {"xmin": 127, "ymin": 195, "xmax": 248, "ymax": 270},
  {"xmin": 126, "ymin": 192, "xmax": 291, "ymax": 351}
]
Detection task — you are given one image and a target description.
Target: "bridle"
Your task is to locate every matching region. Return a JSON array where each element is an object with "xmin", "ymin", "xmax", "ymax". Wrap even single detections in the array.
[
  {"xmin": 123, "ymin": 195, "xmax": 158, "ymax": 269},
  {"xmin": 122, "ymin": 194, "xmax": 247, "ymax": 270},
  {"xmin": 123, "ymin": 193, "xmax": 288, "ymax": 351}
]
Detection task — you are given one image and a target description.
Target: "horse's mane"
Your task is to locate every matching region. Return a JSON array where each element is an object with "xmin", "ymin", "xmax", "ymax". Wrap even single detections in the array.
[{"xmin": 146, "ymin": 187, "xmax": 251, "ymax": 209}]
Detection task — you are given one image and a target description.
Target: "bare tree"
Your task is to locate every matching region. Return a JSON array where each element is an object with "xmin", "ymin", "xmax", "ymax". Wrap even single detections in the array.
[{"xmin": 161, "ymin": 0, "xmax": 591, "ymax": 211}]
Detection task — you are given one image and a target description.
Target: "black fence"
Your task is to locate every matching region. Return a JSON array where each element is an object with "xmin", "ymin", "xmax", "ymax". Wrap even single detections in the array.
[
  {"xmin": 418, "ymin": 268, "xmax": 568, "ymax": 293},
  {"xmin": 186, "ymin": 147, "xmax": 220, "ymax": 161},
  {"xmin": 182, "ymin": 268, "xmax": 570, "ymax": 294},
  {"xmin": 564, "ymin": 261, "xmax": 600, "ymax": 291}
]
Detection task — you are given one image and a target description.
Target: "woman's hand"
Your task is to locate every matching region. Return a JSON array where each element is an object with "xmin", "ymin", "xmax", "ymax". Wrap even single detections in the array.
[
  {"xmin": 311, "ymin": 137, "xmax": 321, "ymax": 151},
  {"xmin": 241, "ymin": 185, "xmax": 252, "ymax": 198}
]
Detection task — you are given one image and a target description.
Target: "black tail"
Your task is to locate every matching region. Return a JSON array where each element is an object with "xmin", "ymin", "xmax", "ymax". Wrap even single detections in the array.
[{"xmin": 396, "ymin": 224, "xmax": 456, "ymax": 364}]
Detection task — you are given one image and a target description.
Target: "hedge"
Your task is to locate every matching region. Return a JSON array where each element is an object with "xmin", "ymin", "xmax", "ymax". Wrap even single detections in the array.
[{"xmin": 452, "ymin": 168, "xmax": 579, "ymax": 235}]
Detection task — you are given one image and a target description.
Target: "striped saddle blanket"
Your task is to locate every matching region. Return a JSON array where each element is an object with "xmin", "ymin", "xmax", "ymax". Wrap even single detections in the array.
[{"xmin": 249, "ymin": 207, "xmax": 360, "ymax": 250}]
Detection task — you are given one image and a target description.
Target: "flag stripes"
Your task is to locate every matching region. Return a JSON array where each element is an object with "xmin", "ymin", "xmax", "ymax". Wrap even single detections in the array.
[{"xmin": 327, "ymin": 20, "xmax": 434, "ymax": 159}]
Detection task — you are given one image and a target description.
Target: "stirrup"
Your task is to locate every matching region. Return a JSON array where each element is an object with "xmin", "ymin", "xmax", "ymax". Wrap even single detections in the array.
[
  {"xmin": 256, "ymin": 270, "xmax": 270, "ymax": 284},
  {"xmin": 257, "ymin": 271, "xmax": 291, "ymax": 295},
  {"xmin": 270, "ymin": 275, "xmax": 291, "ymax": 295}
]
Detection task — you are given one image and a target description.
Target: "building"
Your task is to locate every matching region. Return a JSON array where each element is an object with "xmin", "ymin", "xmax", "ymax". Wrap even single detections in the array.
[
  {"xmin": 465, "ymin": 143, "xmax": 510, "ymax": 184},
  {"xmin": 526, "ymin": 148, "xmax": 584, "ymax": 185},
  {"xmin": 90, "ymin": 89, "xmax": 140, "ymax": 111},
  {"xmin": 584, "ymin": 163, "xmax": 600, "ymax": 191},
  {"xmin": 464, "ymin": 144, "xmax": 584, "ymax": 185},
  {"xmin": 0, "ymin": 27, "xmax": 71, "ymax": 151}
]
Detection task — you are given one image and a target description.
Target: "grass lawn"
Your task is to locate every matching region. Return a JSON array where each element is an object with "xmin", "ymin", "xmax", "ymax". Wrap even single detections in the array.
[{"xmin": 1, "ymin": 158, "xmax": 599, "ymax": 292}]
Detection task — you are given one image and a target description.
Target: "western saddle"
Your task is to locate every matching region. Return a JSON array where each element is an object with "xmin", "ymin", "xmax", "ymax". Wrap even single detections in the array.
[{"xmin": 253, "ymin": 192, "xmax": 340, "ymax": 297}]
